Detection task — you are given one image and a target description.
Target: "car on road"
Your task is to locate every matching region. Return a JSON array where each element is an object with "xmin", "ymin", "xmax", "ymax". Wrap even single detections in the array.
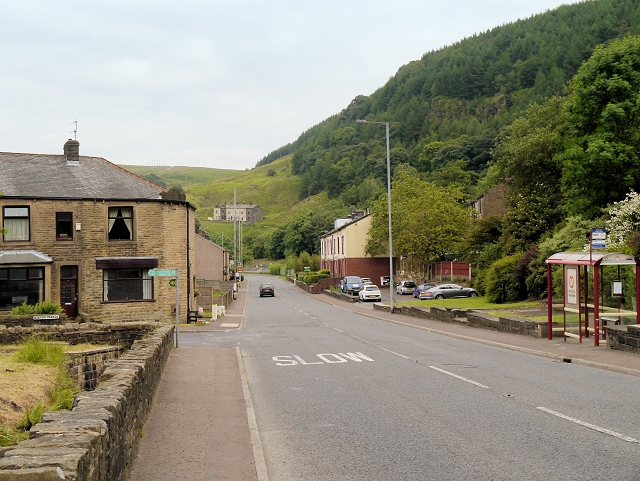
[
  {"xmin": 259, "ymin": 283, "xmax": 275, "ymax": 297},
  {"xmin": 413, "ymin": 283, "xmax": 436, "ymax": 298},
  {"xmin": 359, "ymin": 284, "xmax": 382, "ymax": 302},
  {"xmin": 361, "ymin": 277, "xmax": 373, "ymax": 285},
  {"xmin": 341, "ymin": 276, "xmax": 364, "ymax": 295},
  {"xmin": 396, "ymin": 280, "xmax": 417, "ymax": 295},
  {"xmin": 419, "ymin": 283, "xmax": 478, "ymax": 300}
]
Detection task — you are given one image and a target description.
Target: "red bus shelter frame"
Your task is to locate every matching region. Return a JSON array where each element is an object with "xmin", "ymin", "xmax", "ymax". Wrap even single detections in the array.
[{"xmin": 545, "ymin": 252, "xmax": 640, "ymax": 346}]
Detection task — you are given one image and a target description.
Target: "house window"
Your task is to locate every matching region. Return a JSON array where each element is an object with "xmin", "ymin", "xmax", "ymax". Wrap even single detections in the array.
[
  {"xmin": 103, "ymin": 269, "xmax": 153, "ymax": 302},
  {"xmin": 56, "ymin": 212, "xmax": 73, "ymax": 240},
  {"xmin": 3, "ymin": 206, "xmax": 30, "ymax": 242},
  {"xmin": 0, "ymin": 267, "xmax": 44, "ymax": 310},
  {"xmin": 108, "ymin": 207, "xmax": 133, "ymax": 240},
  {"xmin": 342, "ymin": 236, "xmax": 345, "ymax": 254}
]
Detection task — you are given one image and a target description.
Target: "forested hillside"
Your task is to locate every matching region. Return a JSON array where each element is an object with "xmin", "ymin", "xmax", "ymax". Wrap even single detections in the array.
[
  {"xmin": 245, "ymin": 0, "xmax": 640, "ymax": 306},
  {"xmin": 257, "ymin": 0, "xmax": 640, "ymax": 205}
]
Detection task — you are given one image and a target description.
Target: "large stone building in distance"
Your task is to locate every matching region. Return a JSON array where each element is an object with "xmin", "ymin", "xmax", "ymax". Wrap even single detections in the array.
[
  {"xmin": 0, "ymin": 139, "xmax": 197, "ymax": 322},
  {"xmin": 213, "ymin": 203, "xmax": 263, "ymax": 223}
]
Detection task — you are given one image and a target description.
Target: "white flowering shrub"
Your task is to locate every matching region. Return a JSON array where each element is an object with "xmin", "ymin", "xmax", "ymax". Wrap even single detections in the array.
[{"xmin": 604, "ymin": 190, "xmax": 640, "ymax": 252}]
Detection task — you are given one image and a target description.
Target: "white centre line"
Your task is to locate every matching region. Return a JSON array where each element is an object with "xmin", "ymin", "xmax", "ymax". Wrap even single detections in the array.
[
  {"xmin": 429, "ymin": 366, "xmax": 490, "ymax": 389},
  {"xmin": 537, "ymin": 407, "xmax": 640, "ymax": 443},
  {"xmin": 379, "ymin": 346, "xmax": 410, "ymax": 359}
]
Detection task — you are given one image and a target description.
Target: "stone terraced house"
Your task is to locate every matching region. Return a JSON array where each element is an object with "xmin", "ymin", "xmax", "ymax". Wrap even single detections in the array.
[{"xmin": 0, "ymin": 139, "xmax": 197, "ymax": 322}]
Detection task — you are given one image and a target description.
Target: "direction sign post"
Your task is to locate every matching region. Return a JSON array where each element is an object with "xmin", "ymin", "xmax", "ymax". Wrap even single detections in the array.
[{"xmin": 149, "ymin": 268, "xmax": 180, "ymax": 347}]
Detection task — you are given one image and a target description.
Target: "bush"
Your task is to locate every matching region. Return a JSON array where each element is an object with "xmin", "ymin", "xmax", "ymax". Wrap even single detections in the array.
[
  {"xmin": 35, "ymin": 301, "xmax": 63, "ymax": 314},
  {"xmin": 485, "ymin": 253, "xmax": 523, "ymax": 303},
  {"xmin": 10, "ymin": 302, "xmax": 35, "ymax": 314},
  {"xmin": 269, "ymin": 264, "xmax": 283, "ymax": 276},
  {"xmin": 10, "ymin": 301, "xmax": 63, "ymax": 315}
]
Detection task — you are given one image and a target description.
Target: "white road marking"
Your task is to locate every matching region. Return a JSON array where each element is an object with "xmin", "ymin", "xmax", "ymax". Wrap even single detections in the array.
[
  {"xmin": 220, "ymin": 323, "xmax": 239, "ymax": 327},
  {"xmin": 272, "ymin": 352, "xmax": 375, "ymax": 366},
  {"xmin": 537, "ymin": 407, "xmax": 640, "ymax": 443},
  {"xmin": 428, "ymin": 366, "xmax": 490, "ymax": 388},
  {"xmin": 379, "ymin": 347, "xmax": 410, "ymax": 359}
]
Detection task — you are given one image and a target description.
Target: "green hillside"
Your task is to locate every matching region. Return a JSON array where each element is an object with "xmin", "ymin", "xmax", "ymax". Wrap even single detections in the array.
[
  {"xmin": 120, "ymin": 164, "xmax": 239, "ymax": 187},
  {"xmin": 257, "ymin": 0, "xmax": 640, "ymax": 202}
]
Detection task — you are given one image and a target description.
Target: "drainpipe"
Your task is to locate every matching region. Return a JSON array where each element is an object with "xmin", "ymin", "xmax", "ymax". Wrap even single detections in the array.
[{"xmin": 186, "ymin": 203, "xmax": 191, "ymax": 311}]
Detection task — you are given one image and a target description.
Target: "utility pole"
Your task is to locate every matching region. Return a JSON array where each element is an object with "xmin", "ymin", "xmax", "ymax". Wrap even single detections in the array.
[{"xmin": 233, "ymin": 188, "xmax": 237, "ymax": 278}]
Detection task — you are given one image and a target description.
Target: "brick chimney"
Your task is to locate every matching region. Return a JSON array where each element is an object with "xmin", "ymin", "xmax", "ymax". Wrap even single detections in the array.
[{"xmin": 64, "ymin": 139, "xmax": 80, "ymax": 162}]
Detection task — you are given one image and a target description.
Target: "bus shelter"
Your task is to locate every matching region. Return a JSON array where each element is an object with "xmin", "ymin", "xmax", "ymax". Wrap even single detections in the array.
[{"xmin": 545, "ymin": 252, "xmax": 640, "ymax": 346}]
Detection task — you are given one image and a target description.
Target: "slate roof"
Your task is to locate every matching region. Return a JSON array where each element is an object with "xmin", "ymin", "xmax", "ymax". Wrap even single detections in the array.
[{"xmin": 0, "ymin": 152, "xmax": 165, "ymax": 200}]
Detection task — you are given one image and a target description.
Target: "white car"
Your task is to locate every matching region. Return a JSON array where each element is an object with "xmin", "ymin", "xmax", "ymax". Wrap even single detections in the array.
[{"xmin": 359, "ymin": 284, "xmax": 382, "ymax": 302}]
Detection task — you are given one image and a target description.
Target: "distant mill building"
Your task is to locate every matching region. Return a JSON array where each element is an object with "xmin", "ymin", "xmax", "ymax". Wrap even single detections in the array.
[{"xmin": 213, "ymin": 203, "xmax": 263, "ymax": 223}]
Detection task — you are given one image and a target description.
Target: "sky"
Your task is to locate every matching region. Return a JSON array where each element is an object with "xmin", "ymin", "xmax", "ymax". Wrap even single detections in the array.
[{"xmin": 0, "ymin": 0, "xmax": 574, "ymax": 171}]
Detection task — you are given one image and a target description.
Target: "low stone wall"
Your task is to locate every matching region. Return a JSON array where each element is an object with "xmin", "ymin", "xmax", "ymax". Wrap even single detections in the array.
[
  {"xmin": 293, "ymin": 277, "xmax": 342, "ymax": 294},
  {"xmin": 606, "ymin": 324, "xmax": 640, "ymax": 353},
  {"xmin": 372, "ymin": 303, "xmax": 550, "ymax": 338},
  {"xmin": 0, "ymin": 321, "xmax": 158, "ymax": 346},
  {"xmin": 0, "ymin": 313, "xmax": 69, "ymax": 328},
  {"xmin": 0, "ymin": 324, "xmax": 174, "ymax": 481},
  {"xmin": 323, "ymin": 288, "xmax": 359, "ymax": 303},
  {"xmin": 66, "ymin": 347, "xmax": 123, "ymax": 391}
]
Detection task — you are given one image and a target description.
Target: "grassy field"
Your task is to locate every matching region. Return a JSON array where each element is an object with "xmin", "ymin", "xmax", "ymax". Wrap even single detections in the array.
[
  {"xmin": 396, "ymin": 296, "xmax": 542, "ymax": 311},
  {"xmin": 119, "ymin": 164, "xmax": 240, "ymax": 186}
]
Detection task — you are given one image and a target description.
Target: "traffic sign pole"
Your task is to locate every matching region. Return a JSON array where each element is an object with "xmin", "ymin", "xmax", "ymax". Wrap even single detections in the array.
[
  {"xmin": 147, "ymin": 268, "xmax": 179, "ymax": 348},
  {"xmin": 175, "ymin": 272, "xmax": 179, "ymax": 348}
]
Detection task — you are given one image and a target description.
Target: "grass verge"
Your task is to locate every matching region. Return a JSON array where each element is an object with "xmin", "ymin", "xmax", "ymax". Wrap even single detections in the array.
[{"xmin": 0, "ymin": 337, "xmax": 81, "ymax": 447}]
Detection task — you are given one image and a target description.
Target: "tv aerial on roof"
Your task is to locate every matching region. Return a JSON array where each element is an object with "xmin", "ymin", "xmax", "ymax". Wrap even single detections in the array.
[{"xmin": 70, "ymin": 120, "xmax": 78, "ymax": 140}]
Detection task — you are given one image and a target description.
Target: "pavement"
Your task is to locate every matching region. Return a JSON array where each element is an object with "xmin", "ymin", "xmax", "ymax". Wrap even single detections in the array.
[{"xmin": 127, "ymin": 280, "xmax": 640, "ymax": 480}]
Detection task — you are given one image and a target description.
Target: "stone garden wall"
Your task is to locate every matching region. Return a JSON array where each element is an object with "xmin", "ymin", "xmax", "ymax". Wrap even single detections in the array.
[{"xmin": 0, "ymin": 324, "xmax": 174, "ymax": 481}]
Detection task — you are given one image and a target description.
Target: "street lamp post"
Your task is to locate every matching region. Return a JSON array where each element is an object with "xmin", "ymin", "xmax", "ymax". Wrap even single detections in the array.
[{"xmin": 356, "ymin": 119, "xmax": 394, "ymax": 313}]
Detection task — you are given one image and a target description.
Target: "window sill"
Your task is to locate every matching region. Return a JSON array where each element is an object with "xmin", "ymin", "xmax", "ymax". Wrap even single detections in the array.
[{"xmin": 101, "ymin": 299, "xmax": 156, "ymax": 304}]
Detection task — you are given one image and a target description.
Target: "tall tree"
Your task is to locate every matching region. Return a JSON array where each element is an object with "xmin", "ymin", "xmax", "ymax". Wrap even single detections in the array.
[
  {"xmin": 558, "ymin": 35, "xmax": 640, "ymax": 218},
  {"xmin": 491, "ymin": 96, "xmax": 565, "ymax": 252},
  {"xmin": 365, "ymin": 165, "xmax": 469, "ymax": 266}
]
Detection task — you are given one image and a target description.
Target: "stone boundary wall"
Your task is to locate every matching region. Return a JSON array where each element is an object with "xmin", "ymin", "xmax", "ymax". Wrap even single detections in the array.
[
  {"xmin": 0, "ymin": 321, "xmax": 158, "ymax": 346},
  {"xmin": 372, "ymin": 303, "xmax": 550, "ymax": 338},
  {"xmin": 0, "ymin": 324, "xmax": 174, "ymax": 481},
  {"xmin": 606, "ymin": 325, "xmax": 640, "ymax": 353},
  {"xmin": 66, "ymin": 347, "xmax": 123, "ymax": 391},
  {"xmin": 323, "ymin": 288, "xmax": 359, "ymax": 303},
  {"xmin": 292, "ymin": 277, "xmax": 342, "ymax": 294},
  {"xmin": 0, "ymin": 314, "xmax": 69, "ymax": 328}
]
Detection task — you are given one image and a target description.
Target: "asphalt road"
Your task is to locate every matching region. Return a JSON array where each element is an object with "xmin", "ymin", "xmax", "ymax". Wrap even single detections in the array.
[{"xmin": 182, "ymin": 275, "xmax": 640, "ymax": 480}]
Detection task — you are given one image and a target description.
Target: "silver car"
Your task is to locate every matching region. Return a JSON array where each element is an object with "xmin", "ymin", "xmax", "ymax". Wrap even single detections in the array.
[
  {"xmin": 420, "ymin": 284, "xmax": 478, "ymax": 300},
  {"xmin": 396, "ymin": 280, "xmax": 416, "ymax": 295}
]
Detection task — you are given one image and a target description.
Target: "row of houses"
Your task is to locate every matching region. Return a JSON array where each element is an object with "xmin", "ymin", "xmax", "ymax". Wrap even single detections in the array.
[
  {"xmin": 319, "ymin": 210, "xmax": 479, "ymax": 285},
  {"xmin": 0, "ymin": 140, "xmax": 230, "ymax": 322}
]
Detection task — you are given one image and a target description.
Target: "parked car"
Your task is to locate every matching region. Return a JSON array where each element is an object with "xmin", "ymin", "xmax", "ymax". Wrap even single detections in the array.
[
  {"xmin": 361, "ymin": 277, "xmax": 373, "ymax": 285},
  {"xmin": 359, "ymin": 284, "xmax": 382, "ymax": 302},
  {"xmin": 419, "ymin": 284, "xmax": 478, "ymax": 300},
  {"xmin": 259, "ymin": 283, "xmax": 275, "ymax": 297},
  {"xmin": 413, "ymin": 283, "xmax": 436, "ymax": 298},
  {"xmin": 396, "ymin": 280, "xmax": 417, "ymax": 295},
  {"xmin": 341, "ymin": 276, "xmax": 364, "ymax": 295}
]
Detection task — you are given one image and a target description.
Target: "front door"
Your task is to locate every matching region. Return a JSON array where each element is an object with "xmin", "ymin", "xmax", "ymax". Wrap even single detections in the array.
[{"xmin": 60, "ymin": 266, "xmax": 78, "ymax": 318}]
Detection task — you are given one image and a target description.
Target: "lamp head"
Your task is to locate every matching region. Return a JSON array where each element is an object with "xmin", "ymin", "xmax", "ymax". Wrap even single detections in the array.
[{"xmin": 355, "ymin": 119, "xmax": 368, "ymax": 124}]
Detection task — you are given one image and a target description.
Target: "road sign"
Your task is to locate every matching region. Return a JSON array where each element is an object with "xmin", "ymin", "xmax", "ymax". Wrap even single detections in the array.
[
  {"xmin": 591, "ymin": 228, "xmax": 606, "ymax": 249},
  {"xmin": 148, "ymin": 269, "xmax": 177, "ymax": 277},
  {"xmin": 168, "ymin": 279, "xmax": 176, "ymax": 287}
]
